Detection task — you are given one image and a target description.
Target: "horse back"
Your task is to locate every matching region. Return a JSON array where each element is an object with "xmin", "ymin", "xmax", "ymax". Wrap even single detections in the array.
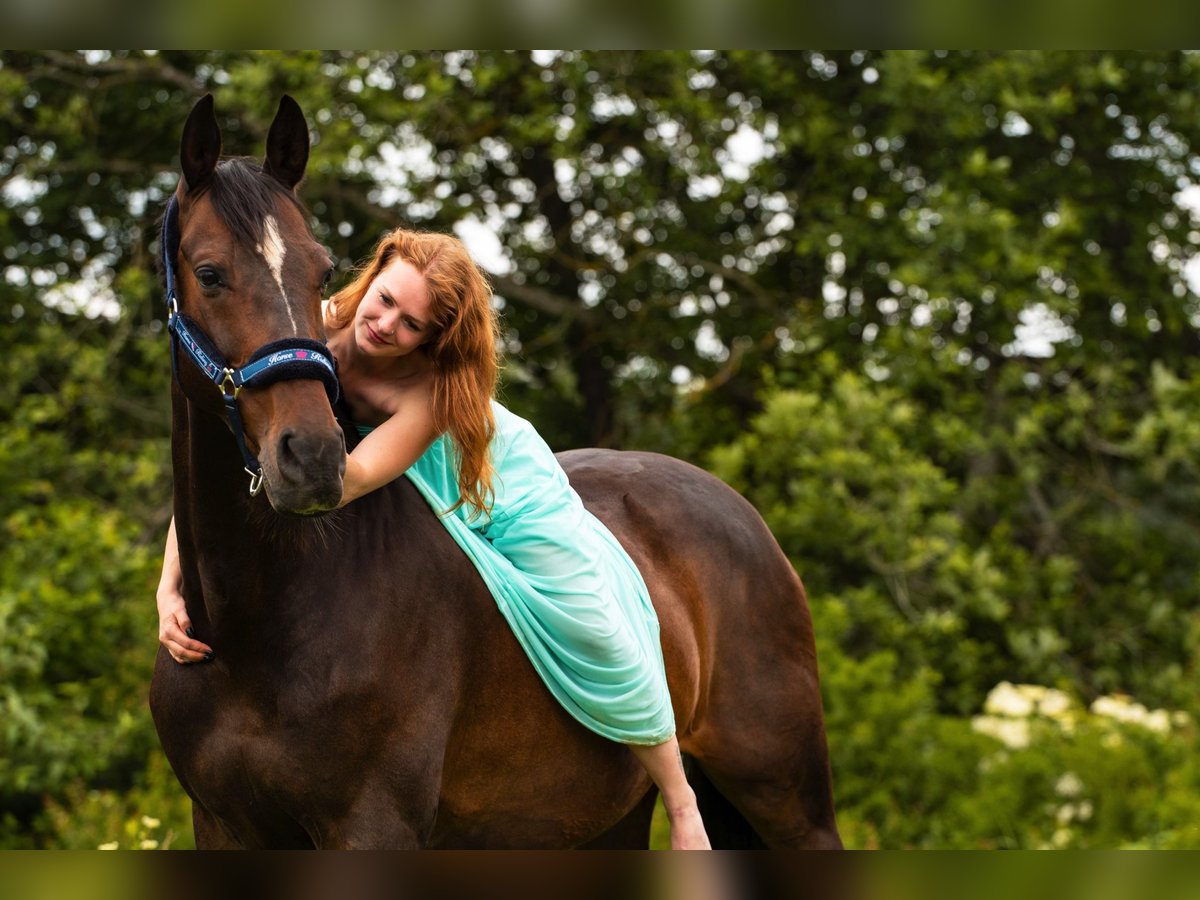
[{"xmin": 559, "ymin": 449, "xmax": 822, "ymax": 736}]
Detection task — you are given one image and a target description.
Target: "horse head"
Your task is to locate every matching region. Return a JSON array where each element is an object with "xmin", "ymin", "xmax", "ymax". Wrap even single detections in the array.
[{"xmin": 169, "ymin": 94, "xmax": 345, "ymax": 515}]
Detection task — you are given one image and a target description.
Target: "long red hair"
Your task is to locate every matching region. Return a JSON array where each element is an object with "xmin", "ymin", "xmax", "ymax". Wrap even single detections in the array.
[{"xmin": 327, "ymin": 229, "xmax": 499, "ymax": 518}]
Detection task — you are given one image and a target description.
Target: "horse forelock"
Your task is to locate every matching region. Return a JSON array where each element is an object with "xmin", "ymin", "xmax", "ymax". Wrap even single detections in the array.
[{"xmin": 203, "ymin": 157, "xmax": 310, "ymax": 248}]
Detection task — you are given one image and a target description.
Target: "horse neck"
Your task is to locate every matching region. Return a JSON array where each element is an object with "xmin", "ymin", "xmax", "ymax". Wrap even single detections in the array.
[{"xmin": 171, "ymin": 385, "xmax": 307, "ymax": 633}]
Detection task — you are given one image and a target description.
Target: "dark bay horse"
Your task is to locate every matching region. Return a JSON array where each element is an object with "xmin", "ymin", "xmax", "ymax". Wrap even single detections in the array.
[{"xmin": 148, "ymin": 94, "xmax": 841, "ymax": 849}]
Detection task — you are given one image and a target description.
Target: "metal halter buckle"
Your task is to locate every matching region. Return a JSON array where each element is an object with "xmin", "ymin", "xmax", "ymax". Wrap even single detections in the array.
[{"xmin": 220, "ymin": 368, "xmax": 240, "ymax": 399}]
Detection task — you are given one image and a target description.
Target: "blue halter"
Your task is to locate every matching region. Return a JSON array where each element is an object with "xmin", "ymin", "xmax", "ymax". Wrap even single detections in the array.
[{"xmin": 162, "ymin": 194, "xmax": 340, "ymax": 496}]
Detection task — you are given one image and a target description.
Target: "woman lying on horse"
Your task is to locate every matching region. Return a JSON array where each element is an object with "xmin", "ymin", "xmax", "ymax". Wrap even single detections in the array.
[{"xmin": 157, "ymin": 224, "xmax": 712, "ymax": 850}]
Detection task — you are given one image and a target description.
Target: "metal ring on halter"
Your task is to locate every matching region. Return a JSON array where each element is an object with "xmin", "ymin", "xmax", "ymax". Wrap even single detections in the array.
[{"xmin": 245, "ymin": 466, "xmax": 265, "ymax": 496}]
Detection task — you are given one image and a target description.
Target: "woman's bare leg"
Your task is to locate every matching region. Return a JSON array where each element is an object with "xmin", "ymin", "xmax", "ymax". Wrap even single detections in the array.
[{"xmin": 630, "ymin": 736, "xmax": 711, "ymax": 850}]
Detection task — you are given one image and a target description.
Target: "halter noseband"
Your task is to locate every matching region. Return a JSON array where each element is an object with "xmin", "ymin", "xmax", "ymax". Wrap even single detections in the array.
[{"xmin": 162, "ymin": 194, "xmax": 340, "ymax": 496}]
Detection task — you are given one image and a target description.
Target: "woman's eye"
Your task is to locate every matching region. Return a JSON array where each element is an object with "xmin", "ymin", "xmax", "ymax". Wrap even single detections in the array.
[{"xmin": 196, "ymin": 268, "xmax": 223, "ymax": 289}]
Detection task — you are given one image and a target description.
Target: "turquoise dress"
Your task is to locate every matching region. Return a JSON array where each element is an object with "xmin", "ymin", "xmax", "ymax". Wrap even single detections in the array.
[{"xmin": 357, "ymin": 401, "xmax": 676, "ymax": 745}]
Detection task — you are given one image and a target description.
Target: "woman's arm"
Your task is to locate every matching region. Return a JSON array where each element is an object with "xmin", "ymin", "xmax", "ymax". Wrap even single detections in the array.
[
  {"xmin": 338, "ymin": 386, "xmax": 441, "ymax": 507},
  {"xmin": 156, "ymin": 516, "xmax": 214, "ymax": 663}
]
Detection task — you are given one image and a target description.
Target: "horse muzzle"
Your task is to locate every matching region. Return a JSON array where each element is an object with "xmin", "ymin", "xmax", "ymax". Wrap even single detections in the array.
[{"xmin": 259, "ymin": 423, "xmax": 347, "ymax": 515}]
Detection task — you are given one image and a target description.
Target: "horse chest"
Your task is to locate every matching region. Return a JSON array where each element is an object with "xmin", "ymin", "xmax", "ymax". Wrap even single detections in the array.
[
  {"xmin": 159, "ymin": 671, "xmax": 355, "ymax": 819},
  {"xmin": 187, "ymin": 702, "xmax": 302, "ymax": 795},
  {"xmin": 178, "ymin": 674, "xmax": 452, "ymax": 847}
]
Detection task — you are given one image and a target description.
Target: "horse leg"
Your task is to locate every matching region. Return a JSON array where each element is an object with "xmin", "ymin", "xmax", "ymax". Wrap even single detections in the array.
[
  {"xmin": 191, "ymin": 802, "xmax": 245, "ymax": 849},
  {"xmin": 684, "ymin": 757, "xmax": 765, "ymax": 849},
  {"xmin": 686, "ymin": 676, "xmax": 844, "ymax": 854},
  {"xmin": 577, "ymin": 788, "xmax": 657, "ymax": 849},
  {"xmin": 322, "ymin": 820, "xmax": 424, "ymax": 850},
  {"xmin": 694, "ymin": 764, "xmax": 842, "ymax": 849},
  {"xmin": 317, "ymin": 779, "xmax": 437, "ymax": 849}
]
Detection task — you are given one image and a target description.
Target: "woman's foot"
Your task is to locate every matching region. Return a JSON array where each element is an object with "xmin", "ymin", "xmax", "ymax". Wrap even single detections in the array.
[
  {"xmin": 666, "ymin": 791, "xmax": 712, "ymax": 850},
  {"xmin": 629, "ymin": 738, "xmax": 712, "ymax": 849}
]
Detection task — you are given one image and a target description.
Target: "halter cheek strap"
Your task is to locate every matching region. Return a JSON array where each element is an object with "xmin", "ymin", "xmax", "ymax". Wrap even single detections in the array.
[{"xmin": 162, "ymin": 195, "xmax": 340, "ymax": 496}]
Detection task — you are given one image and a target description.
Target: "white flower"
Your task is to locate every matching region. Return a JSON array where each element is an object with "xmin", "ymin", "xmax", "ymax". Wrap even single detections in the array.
[
  {"xmin": 1055, "ymin": 772, "xmax": 1084, "ymax": 798},
  {"xmin": 984, "ymin": 682, "xmax": 1035, "ymax": 718},
  {"xmin": 1037, "ymin": 690, "xmax": 1073, "ymax": 718},
  {"xmin": 140, "ymin": 816, "xmax": 161, "ymax": 830},
  {"xmin": 139, "ymin": 839, "xmax": 159, "ymax": 850},
  {"xmin": 1091, "ymin": 695, "xmax": 1132, "ymax": 720},
  {"xmin": 1077, "ymin": 801, "xmax": 1094, "ymax": 821},
  {"xmin": 98, "ymin": 842, "xmax": 119, "ymax": 851},
  {"xmin": 1092, "ymin": 694, "xmax": 1175, "ymax": 733},
  {"xmin": 1145, "ymin": 710, "xmax": 1171, "ymax": 734},
  {"xmin": 972, "ymin": 715, "xmax": 1031, "ymax": 749},
  {"xmin": 982, "ymin": 682, "xmax": 1075, "ymax": 721}
]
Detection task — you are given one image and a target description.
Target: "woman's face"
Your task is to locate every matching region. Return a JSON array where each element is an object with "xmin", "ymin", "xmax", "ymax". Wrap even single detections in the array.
[{"xmin": 353, "ymin": 257, "xmax": 434, "ymax": 358}]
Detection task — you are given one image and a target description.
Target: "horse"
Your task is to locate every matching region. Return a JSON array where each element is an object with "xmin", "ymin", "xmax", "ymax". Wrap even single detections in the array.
[{"xmin": 149, "ymin": 94, "xmax": 842, "ymax": 849}]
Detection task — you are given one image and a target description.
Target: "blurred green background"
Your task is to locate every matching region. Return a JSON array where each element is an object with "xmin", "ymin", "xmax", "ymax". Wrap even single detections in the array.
[{"xmin": 2, "ymin": 50, "xmax": 1199, "ymax": 849}]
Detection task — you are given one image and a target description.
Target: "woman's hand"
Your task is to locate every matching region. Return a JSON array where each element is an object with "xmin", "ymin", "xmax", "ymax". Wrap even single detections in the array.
[
  {"xmin": 157, "ymin": 583, "xmax": 213, "ymax": 664},
  {"xmin": 157, "ymin": 516, "xmax": 213, "ymax": 664}
]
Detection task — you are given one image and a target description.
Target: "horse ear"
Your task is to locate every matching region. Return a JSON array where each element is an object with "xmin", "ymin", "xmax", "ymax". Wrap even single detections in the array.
[
  {"xmin": 263, "ymin": 95, "xmax": 310, "ymax": 190},
  {"xmin": 180, "ymin": 94, "xmax": 222, "ymax": 194}
]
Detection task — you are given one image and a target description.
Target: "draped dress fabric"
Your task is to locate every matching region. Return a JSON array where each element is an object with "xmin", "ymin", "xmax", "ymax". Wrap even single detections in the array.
[{"xmin": 357, "ymin": 401, "xmax": 676, "ymax": 745}]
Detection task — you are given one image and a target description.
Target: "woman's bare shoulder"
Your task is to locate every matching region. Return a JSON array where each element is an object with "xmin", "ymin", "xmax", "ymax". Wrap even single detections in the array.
[{"xmin": 376, "ymin": 362, "xmax": 436, "ymax": 418}]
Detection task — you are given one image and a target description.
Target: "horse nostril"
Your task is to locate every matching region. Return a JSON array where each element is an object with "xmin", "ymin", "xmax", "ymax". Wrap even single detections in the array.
[
  {"xmin": 277, "ymin": 429, "xmax": 303, "ymax": 477},
  {"xmin": 275, "ymin": 427, "xmax": 344, "ymax": 484}
]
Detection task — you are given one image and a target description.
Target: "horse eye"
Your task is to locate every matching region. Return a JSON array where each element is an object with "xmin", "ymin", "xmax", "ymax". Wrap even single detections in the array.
[
  {"xmin": 196, "ymin": 267, "xmax": 223, "ymax": 290},
  {"xmin": 320, "ymin": 267, "xmax": 334, "ymax": 293}
]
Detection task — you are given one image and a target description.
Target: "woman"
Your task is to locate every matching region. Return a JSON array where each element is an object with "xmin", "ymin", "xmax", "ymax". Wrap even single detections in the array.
[{"xmin": 156, "ymin": 227, "xmax": 711, "ymax": 849}]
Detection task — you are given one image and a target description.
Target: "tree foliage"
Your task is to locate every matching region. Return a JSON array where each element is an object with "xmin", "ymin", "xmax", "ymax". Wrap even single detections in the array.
[{"xmin": 3, "ymin": 50, "xmax": 1200, "ymax": 848}]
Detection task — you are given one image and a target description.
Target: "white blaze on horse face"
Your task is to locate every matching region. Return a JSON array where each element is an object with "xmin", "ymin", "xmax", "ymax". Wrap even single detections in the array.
[{"xmin": 257, "ymin": 215, "xmax": 298, "ymax": 334}]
